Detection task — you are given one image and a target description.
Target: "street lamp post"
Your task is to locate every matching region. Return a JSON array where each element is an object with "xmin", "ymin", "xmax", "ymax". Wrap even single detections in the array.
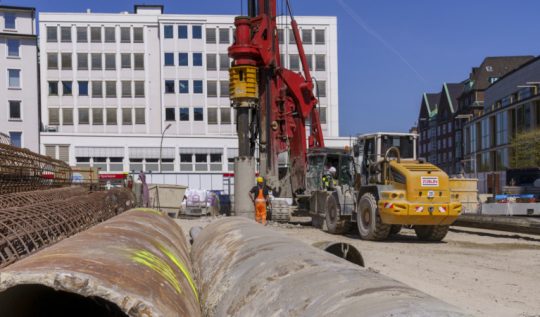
[{"xmin": 159, "ymin": 123, "xmax": 172, "ymax": 173}]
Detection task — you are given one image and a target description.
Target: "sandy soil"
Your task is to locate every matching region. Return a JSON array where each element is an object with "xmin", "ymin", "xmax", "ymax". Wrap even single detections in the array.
[{"xmin": 176, "ymin": 217, "xmax": 540, "ymax": 317}]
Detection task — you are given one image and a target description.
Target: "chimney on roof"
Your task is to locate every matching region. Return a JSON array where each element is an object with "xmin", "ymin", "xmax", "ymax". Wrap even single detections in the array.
[{"xmin": 86, "ymin": 8, "xmax": 91, "ymax": 14}]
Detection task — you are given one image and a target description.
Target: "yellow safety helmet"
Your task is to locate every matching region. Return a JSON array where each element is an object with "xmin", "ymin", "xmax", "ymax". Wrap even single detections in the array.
[{"xmin": 256, "ymin": 176, "xmax": 264, "ymax": 183}]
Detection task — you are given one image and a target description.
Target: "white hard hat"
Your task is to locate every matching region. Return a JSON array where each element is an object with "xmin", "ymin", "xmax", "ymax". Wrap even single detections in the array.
[{"xmin": 329, "ymin": 166, "xmax": 337, "ymax": 174}]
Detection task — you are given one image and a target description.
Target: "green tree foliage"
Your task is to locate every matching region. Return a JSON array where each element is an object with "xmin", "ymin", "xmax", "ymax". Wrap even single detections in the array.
[{"xmin": 510, "ymin": 129, "xmax": 540, "ymax": 168}]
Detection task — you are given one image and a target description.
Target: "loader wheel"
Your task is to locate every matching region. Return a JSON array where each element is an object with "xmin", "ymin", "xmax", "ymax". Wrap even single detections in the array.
[
  {"xmin": 311, "ymin": 214, "xmax": 324, "ymax": 229},
  {"xmin": 325, "ymin": 195, "xmax": 350, "ymax": 234},
  {"xmin": 357, "ymin": 193, "xmax": 390, "ymax": 241},
  {"xmin": 389, "ymin": 225, "xmax": 402, "ymax": 236},
  {"xmin": 414, "ymin": 225, "xmax": 449, "ymax": 241}
]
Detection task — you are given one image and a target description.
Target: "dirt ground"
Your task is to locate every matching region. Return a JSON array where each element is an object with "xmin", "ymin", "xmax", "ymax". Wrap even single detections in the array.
[{"xmin": 176, "ymin": 217, "xmax": 540, "ymax": 317}]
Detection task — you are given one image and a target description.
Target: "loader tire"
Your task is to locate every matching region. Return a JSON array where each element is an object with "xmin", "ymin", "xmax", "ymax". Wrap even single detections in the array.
[
  {"xmin": 311, "ymin": 214, "xmax": 324, "ymax": 229},
  {"xmin": 325, "ymin": 194, "xmax": 350, "ymax": 234},
  {"xmin": 414, "ymin": 225, "xmax": 449, "ymax": 241},
  {"xmin": 357, "ymin": 193, "xmax": 390, "ymax": 241}
]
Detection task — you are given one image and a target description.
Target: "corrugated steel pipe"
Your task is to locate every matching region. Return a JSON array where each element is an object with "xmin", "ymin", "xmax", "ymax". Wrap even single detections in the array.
[
  {"xmin": 0, "ymin": 208, "xmax": 201, "ymax": 317},
  {"xmin": 191, "ymin": 217, "xmax": 469, "ymax": 317}
]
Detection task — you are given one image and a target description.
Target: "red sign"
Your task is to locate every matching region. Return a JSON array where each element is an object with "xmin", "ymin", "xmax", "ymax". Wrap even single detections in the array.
[{"xmin": 99, "ymin": 173, "xmax": 128, "ymax": 180}]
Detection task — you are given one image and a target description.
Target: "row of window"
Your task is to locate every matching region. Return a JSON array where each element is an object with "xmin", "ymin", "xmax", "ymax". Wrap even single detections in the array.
[
  {"xmin": 48, "ymin": 80, "xmax": 145, "ymax": 98},
  {"xmin": 164, "ymin": 25, "xmax": 202, "ymax": 40},
  {"xmin": 2, "ymin": 12, "xmax": 16, "ymax": 30},
  {"xmin": 48, "ymin": 107, "xmax": 145, "ymax": 126},
  {"xmin": 47, "ymin": 52, "xmax": 144, "ymax": 71},
  {"xmin": 277, "ymin": 29, "xmax": 326, "ymax": 45},
  {"xmin": 164, "ymin": 80, "xmax": 203, "ymax": 94},
  {"xmin": 164, "ymin": 52, "xmax": 203, "ymax": 66},
  {"xmin": 46, "ymin": 26, "xmax": 144, "ymax": 44}
]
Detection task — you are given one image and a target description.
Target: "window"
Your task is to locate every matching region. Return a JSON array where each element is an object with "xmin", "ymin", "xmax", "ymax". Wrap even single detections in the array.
[
  {"xmin": 133, "ymin": 27, "xmax": 143, "ymax": 43},
  {"xmin": 105, "ymin": 81, "xmax": 116, "ymax": 98},
  {"xmin": 135, "ymin": 108, "xmax": 145, "ymax": 124},
  {"xmin": 8, "ymin": 69, "xmax": 20, "ymax": 88},
  {"xmin": 289, "ymin": 54, "xmax": 300, "ymax": 71},
  {"xmin": 195, "ymin": 154, "xmax": 208, "ymax": 171},
  {"xmin": 9, "ymin": 132, "xmax": 21, "ymax": 148},
  {"xmin": 208, "ymin": 108, "xmax": 218, "ymax": 124},
  {"xmin": 289, "ymin": 29, "xmax": 296, "ymax": 44},
  {"xmin": 9, "ymin": 101, "xmax": 21, "ymax": 120},
  {"xmin": 210, "ymin": 153, "xmax": 222, "ymax": 171},
  {"xmin": 61, "ymin": 53, "xmax": 72, "ymax": 70},
  {"xmin": 219, "ymin": 28, "xmax": 229, "ymax": 44},
  {"xmin": 105, "ymin": 27, "xmax": 115, "ymax": 43},
  {"xmin": 62, "ymin": 81, "xmax": 73, "ymax": 96},
  {"xmin": 207, "ymin": 81, "xmax": 217, "ymax": 97},
  {"xmin": 221, "ymin": 108, "xmax": 231, "ymax": 124},
  {"xmin": 315, "ymin": 29, "xmax": 325, "ymax": 44},
  {"xmin": 106, "ymin": 108, "xmax": 117, "ymax": 125},
  {"xmin": 180, "ymin": 154, "xmax": 193, "ymax": 171},
  {"xmin": 193, "ymin": 53, "xmax": 203, "ymax": 66},
  {"xmin": 306, "ymin": 54, "xmax": 313, "ymax": 71},
  {"xmin": 165, "ymin": 108, "xmax": 175, "ymax": 121},
  {"xmin": 165, "ymin": 80, "xmax": 175, "ymax": 94},
  {"xmin": 315, "ymin": 54, "xmax": 326, "ymax": 71},
  {"xmin": 180, "ymin": 108, "xmax": 190, "ymax": 121},
  {"xmin": 164, "ymin": 53, "xmax": 174, "ymax": 66},
  {"xmin": 92, "ymin": 81, "xmax": 103, "ymax": 97},
  {"xmin": 193, "ymin": 80, "xmax": 203, "ymax": 94},
  {"xmin": 61, "ymin": 27, "xmax": 71, "ymax": 42},
  {"xmin": 122, "ymin": 81, "xmax": 132, "ymax": 97},
  {"xmin": 77, "ymin": 53, "xmax": 88, "ymax": 70},
  {"xmin": 47, "ymin": 53, "xmax": 58, "ymax": 69},
  {"xmin": 105, "ymin": 53, "xmax": 116, "ymax": 70},
  {"xmin": 91, "ymin": 53, "xmax": 102, "ymax": 70},
  {"xmin": 179, "ymin": 80, "xmax": 189, "ymax": 94},
  {"xmin": 77, "ymin": 27, "xmax": 87, "ymax": 42},
  {"xmin": 48, "ymin": 81, "xmax": 58, "ymax": 96},
  {"xmin": 91, "ymin": 27, "xmax": 101, "ymax": 43},
  {"xmin": 194, "ymin": 107, "xmax": 204, "ymax": 121},
  {"xmin": 122, "ymin": 108, "xmax": 132, "ymax": 125},
  {"xmin": 277, "ymin": 29, "xmax": 284, "ymax": 44},
  {"xmin": 47, "ymin": 26, "xmax": 57, "ymax": 42},
  {"xmin": 92, "ymin": 108, "xmax": 103, "ymax": 125},
  {"xmin": 134, "ymin": 81, "xmax": 145, "ymax": 97},
  {"xmin": 121, "ymin": 53, "xmax": 131, "ymax": 68},
  {"xmin": 316, "ymin": 80, "xmax": 326, "ymax": 97},
  {"xmin": 220, "ymin": 81, "xmax": 229, "ymax": 97},
  {"xmin": 109, "ymin": 157, "xmax": 124, "ymax": 171},
  {"xmin": 49, "ymin": 108, "xmax": 59, "ymax": 125},
  {"xmin": 207, "ymin": 54, "xmax": 217, "ymax": 70},
  {"xmin": 129, "ymin": 158, "xmax": 143, "ymax": 172},
  {"xmin": 319, "ymin": 107, "xmax": 327, "ymax": 124},
  {"xmin": 206, "ymin": 28, "xmax": 216, "ymax": 44},
  {"xmin": 178, "ymin": 53, "xmax": 188, "ymax": 66},
  {"xmin": 4, "ymin": 13, "xmax": 16, "ymax": 29},
  {"xmin": 93, "ymin": 157, "xmax": 107, "ymax": 170},
  {"xmin": 219, "ymin": 54, "xmax": 229, "ymax": 70},
  {"xmin": 120, "ymin": 27, "xmax": 130, "ymax": 43},
  {"xmin": 192, "ymin": 25, "xmax": 202, "ymax": 39},
  {"xmin": 78, "ymin": 108, "xmax": 89, "ymax": 124},
  {"xmin": 302, "ymin": 29, "xmax": 312, "ymax": 44},
  {"xmin": 7, "ymin": 39, "xmax": 20, "ymax": 57},
  {"xmin": 164, "ymin": 25, "xmax": 173, "ymax": 38},
  {"xmin": 134, "ymin": 53, "xmax": 144, "ymax": 70},
  {"xmin": 63, "ymin": 108, "xmax": 73, "ymax": 125},
  {"xmin": 178, "ymin": 25, "xmax": 188, "ymax": 39}
]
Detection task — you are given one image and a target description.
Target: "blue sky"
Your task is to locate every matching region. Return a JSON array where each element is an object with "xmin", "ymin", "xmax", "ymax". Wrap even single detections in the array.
[{"xmin": 9, "ymin": 0, "xmax": 540, "ymax": 136}]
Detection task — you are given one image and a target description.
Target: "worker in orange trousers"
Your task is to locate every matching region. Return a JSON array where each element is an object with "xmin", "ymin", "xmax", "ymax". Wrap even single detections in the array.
[{"xmin": 249, "ymin": 176, "xmax": 270, "ymax": 225}]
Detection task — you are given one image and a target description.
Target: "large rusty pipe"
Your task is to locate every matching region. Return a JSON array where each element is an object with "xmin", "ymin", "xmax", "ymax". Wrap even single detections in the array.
[
  {"xmin": 0, "ymin": 209, "xmax": 201, "ymax": 317},
  {"xmin": 191, "ymin": 217, "xmax": 469, "ymax": 317}
]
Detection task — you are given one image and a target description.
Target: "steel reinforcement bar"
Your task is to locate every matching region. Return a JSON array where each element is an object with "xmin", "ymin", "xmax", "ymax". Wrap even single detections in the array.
[
  {"xmin": 0, "ymin": 188, "xmax": 135, "ymax": 268},
  {"xmin": 0, "ymin": 186, "xmax": 88, "ymax": 209},
  {"xmin": 191, "ymin": 217, "xmax": 469, "ymax": 317},
  {"xmin": 0, "ymin": 143, "xmax": 72, "ymax": 195},
  {"xmin": 0, "ymin": 208, "xmax": 201, "ymax": 317}
]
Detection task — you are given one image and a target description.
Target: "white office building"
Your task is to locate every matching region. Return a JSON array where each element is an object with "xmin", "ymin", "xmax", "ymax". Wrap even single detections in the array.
[
  {"xmin": 0, "ymin": 5, "xmax": 39, "ymax": 152},
  {"xmin": 39, "ymin": 5, "xmax": 346, "ymax": 188}
]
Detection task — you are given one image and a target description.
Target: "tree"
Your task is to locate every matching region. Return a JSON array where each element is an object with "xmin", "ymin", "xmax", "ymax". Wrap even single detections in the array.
[{"xmin": 510, "ymin": 129, "xmax": 540, "ymax": 168}]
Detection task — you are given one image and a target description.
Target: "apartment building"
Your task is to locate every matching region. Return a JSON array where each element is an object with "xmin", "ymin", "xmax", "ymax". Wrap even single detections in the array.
[
  {"xmin": 0, "ymin": 5, "xmax": 39, "ymax": 152},
  {"xmin": 39, "ymin": 5, "xmax": 345, "ymax": 184}
]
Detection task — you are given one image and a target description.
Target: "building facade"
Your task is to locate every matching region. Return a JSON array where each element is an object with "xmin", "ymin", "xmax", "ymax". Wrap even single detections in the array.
[
  {"xmin": 39, "ymin": 5, "xmax": 346, "ymax": 189},
  {"xmin": 0, "ymin": 5, "xmax": 39, "ymax": 152}
]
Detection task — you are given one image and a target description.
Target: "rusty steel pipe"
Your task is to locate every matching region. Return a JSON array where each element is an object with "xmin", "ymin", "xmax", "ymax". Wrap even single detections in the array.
[
  {"xmin": 0, "ymin": 186, "xmax": 88, "ymax": 209},
  {"xmin": 0, "ymin": 188, "xmax": 135, "ymax": 268},
  {"xmin": 191, "ymin": 217, "xmax": 469, "ymax": 317},
  {"xmin": 0, "ymin": 209, "xmax": 201, "ymax": 317}
]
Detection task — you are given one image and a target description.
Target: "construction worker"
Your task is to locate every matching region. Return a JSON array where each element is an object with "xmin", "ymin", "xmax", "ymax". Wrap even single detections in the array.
[
  {"xmin": 322, "ymin": 165, "xmax": 337, "ymax": 190},
  {"xmin": 249, "ymin": 176, "xmax": 270, "ymax": 225}
]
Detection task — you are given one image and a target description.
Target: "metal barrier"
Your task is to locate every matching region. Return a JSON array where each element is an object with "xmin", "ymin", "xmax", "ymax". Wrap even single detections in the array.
[
  {"xmin": 0, "ymin": 186, "xmax": 88, "ymax": 209},
  {"xmin": 0, "ymin": 209, "xmax": 200, "ymax": 317},
  {"xmin": 0, "ymin": 143, "xmax": 72, "ymax": 195}
]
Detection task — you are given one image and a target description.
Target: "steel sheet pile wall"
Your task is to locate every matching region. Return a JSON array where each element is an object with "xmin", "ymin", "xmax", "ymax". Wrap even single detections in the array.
[
  {"xmin": 0, "ymin": 209, "xmax": 201, "ymax": 317},
  {"xmin": 0, "ymin": 189, "xmax": 135, "ymax": 268},
  {"xmin": 191, "ymin": 217, "xmax": 469, "ymax": 317},
  {"xmin": 0, "ymin": 186, "xmax": 88, "ymax": 209},
  {"xmin": 0, "ymin": 143, "xmax": 72, "ymax": 194}
]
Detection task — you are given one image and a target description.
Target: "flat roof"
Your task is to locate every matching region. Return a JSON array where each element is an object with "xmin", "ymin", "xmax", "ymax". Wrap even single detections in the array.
[{"xmin": 0, "ymin": 5, "xmax": 35, "ymax": 13}]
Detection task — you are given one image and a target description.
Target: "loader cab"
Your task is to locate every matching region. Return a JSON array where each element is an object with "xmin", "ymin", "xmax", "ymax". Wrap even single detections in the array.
[{"xmin": 306, "ymin": 148, "xmax": 355, "ymax": 193}]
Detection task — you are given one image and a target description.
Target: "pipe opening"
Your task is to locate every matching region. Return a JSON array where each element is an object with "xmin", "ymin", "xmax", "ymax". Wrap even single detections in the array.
[
  {"xmin": 0, "ymin": 284, "xmax": 128, "ymax": 317},
  {"xmin": 313, "ymin": 242, "xmax": 365, "ymax": 267}
]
